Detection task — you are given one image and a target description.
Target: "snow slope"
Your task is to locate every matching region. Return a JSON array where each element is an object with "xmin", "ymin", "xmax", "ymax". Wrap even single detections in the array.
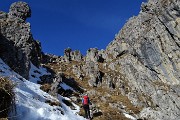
[{"xmin": 0, "ymin": 58, "xmax": 85, "ymax": 120}]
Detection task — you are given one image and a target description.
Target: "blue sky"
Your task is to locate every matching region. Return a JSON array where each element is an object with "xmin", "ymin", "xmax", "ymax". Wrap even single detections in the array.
[{"xmin": 1, "ymin": 0, "xmax": 147, "ymax": 56}]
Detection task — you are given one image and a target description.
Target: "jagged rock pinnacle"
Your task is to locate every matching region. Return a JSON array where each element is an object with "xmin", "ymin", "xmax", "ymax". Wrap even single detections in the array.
[{"xmin": 9, "ymin": 1, "xmax": 31, "ymax": 21}]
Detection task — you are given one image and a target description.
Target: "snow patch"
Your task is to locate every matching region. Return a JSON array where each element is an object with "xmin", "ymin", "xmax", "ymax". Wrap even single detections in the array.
[
  {"xmin": 29, "ymin": 62, "xmax": 51, "ymax": 83},
  {"xmin": 60, "ymin": 82, "xmax": 74, "ymax": 91},
  {"xmin": 0, "ymin": 58, "xmax": 85, "ymax": 120},
  {"xmin": 123, "ymin": 113, "xmax": 137, "ymax": 120}
]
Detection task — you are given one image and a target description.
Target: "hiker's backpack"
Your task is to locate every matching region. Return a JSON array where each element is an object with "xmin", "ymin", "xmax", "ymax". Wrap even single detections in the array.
[{"xmin": 83, "ymin": 95, "xmax": 89, "ymax": 105}]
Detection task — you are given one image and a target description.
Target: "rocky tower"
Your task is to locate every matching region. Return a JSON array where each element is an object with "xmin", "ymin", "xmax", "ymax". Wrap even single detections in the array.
[
  {"xmin": 105, "ymin": 0, "xmax": 180, "ymax": 119},
  {"xmin": 0, "ymin": 1, "xmax": 42, "ymax": 79}
]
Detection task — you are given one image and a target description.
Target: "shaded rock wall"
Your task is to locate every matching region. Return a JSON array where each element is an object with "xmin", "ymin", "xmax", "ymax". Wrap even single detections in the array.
[{"xmin": 0, "ymin": 2, "xmax": 42, "ymax": 79}]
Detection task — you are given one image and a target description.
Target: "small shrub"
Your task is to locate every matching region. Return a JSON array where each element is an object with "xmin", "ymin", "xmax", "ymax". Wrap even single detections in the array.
[
  {"xmin": 0, "ymin": 77, "xmax": 15, "ymax": 118},
  {"xmin": 62, "ymin": 99, "xmax": 76, "ymax": 110},
  {"xmin": 40, "ymin": 84, "xmax": 51, "ymax": 93},
  {"xmin": 45, "ymin": 100, "xmax": 61, "ymax": 106}
]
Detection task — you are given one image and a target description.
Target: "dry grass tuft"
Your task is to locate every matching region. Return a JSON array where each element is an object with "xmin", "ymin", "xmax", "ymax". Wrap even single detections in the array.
[
  {"xmin": 40, "ymin": 83, "xmax": 51, "ymax": 93},
  {"xmin": 45, "ymin": 100, "xmax": 61, "ymax": 106},
  {"xmin": 0, "ymin": 77, "xmax": 15, "ymax": 118}
]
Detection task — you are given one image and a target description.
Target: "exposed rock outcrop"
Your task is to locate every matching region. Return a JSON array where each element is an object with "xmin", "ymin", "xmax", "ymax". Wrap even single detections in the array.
[
  {"xmin": 64, "ymin": 48, "xmax": 83, "ymax": 62},
  {"xmin": 0, "ymin": 1, "xmax": 42, "ymax": 79},
  {"xmin": 86, "ymin": 48, "xmax": 105, "ymax": 63},
  {"xmin": 9, "ymin": 1, "xmax": 31, "ymax": 21},
  {"xmin": 106, "ymin": 0, "xmax": 180, "ymax": 119}
]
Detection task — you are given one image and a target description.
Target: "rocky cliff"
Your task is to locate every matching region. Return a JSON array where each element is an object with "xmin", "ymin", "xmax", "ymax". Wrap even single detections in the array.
[
  {"xmin": 0, "ymin": 1, "xmax": 42, "ymax": 79},
  {"xmin": 105, "ymin": 0, "xmax": 180, "ymax": 119}
]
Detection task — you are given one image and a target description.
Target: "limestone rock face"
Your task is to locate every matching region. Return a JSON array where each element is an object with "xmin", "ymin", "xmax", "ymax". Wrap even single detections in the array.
[
  {"xmin": 0, "ymin": 2, "xmax": 42, "ymax": 79},
  {"xmin": 106, "ymin": 0, "xmax": 180, "ymax": 119},
  {"xmin": 86, "ymin": 48, "xmax": 99, "ymax": 62},
  {"xmin": 72, "ymin": 65, "xmax": 84, "ymax": 80},
  {"xmin": 64, "ymin": 48, "xmax": 83, "ymax": 62},
  {"xmin": 9, "ymin": 1, "xmax": 31, "ymax": 21},
  {"xmin": 86, "ymin": 48, "xmax": 105, "ymax": 63}
]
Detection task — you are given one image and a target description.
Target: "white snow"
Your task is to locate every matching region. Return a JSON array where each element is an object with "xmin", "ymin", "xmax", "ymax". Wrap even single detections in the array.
[
  {"xmin": 0, "ymin": 58, "xmax": 85, "ymax": 120},
  {"xmin": 60, "ymin": 82, "xmax": 74, "ymax": 91},
  {"xmin": 123, "ymin": 113, "xmax": 137, "ymax": 120},
  {"xmin": 29, "ymin": 62, "xmax": 51, "ymax": 83}
]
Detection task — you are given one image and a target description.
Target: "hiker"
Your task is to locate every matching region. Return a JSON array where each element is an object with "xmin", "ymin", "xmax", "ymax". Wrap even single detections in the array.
[{"xmin": 82, "ymin": 94, "xmax": 91, "ymax": 119}]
